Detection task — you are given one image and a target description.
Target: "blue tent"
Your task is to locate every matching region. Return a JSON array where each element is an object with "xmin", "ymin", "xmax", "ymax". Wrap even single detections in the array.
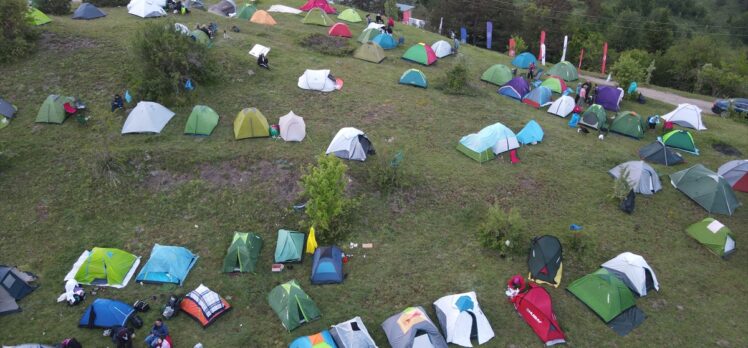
[
  {"xmin": 516, "ymin": 120, "xmax": 544, "ymax": 145},
  {"xmin": 310, "ymin": 246, "xmax": 344, "ymax": 284},
  {"xmin": 371, "ymin": 33, "xmax": 398, "ymax": 49},
  {"xmin": 399, "ymin": 69, "xmax": 427, "ymax": 88},
  {"xmin": 512, "ymin": 52, "xmax": 537, "ymax": 68},
  {"xmin": 498, "ymin": 77, "xmax": 530, "ymax": 100},
  {"xmin": 522, "ymin": 86, "xmax": 553, "ymax": 108},
  {"xmin": 135, "ymin": 244, "xmax": 198, "ymax": 285},
  {"xmin": 79, "ymin": 299, "xmax": 134, "ymax": 328}
]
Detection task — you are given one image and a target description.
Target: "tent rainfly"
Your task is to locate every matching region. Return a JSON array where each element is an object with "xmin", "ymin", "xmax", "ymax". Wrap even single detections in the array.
[
  {"xmin": 382, "ymin": 306, "xmax": 448, "ymax": 348},
  {"xmin": 180, "ymin": 284, "xmax": 232, "ymax": 327},
  {"xmin": 268, "ymin": 279, "xmax": 321, "ymax": 331},
  {"xmin": 661, "ymin": 104, "xmax": 706, "ymax": 131},
  {"xmin": 718, "ymin": 160, "xmax": 748, "ymax": 192},
  {"xmin": 223, "ymin": 232, "xmax": 263, "ymax": 273},
  {"xmin": 686, "ymin": 218, "xmax": 735, "ymax": 258},
  {"xmin": 433, "ymin": 292, "xmax": 495, "ymax": 346},
  {"xmin": 275, "ymin": 229, "xmax": 305, "ymax": 263},
  {"xmin": 135, "ymin": 244, "xmax": 198, "ymax": 285},
  {"xmin": 547, "ymin": 95, "xmax": 575, "ymax": 117},
  {"xmin": 608, "ymin": 161, "xmax": 662, "ymax": 195},
  {"xmin": 602, "ymin": 252, "xmax": 659, "ymax": 297},
  {"xmin": 122, "ymin": 102, "xmax": 175, "ymax": 134},
  {"xmin": 279, "ymin": 111, "xmax": 306, "ymax": 142},
  {"xmin": 0, "ymin": 265, "xmax": 38, "ymax": 315},
  {"xmin": 64, "ymin": 248, "xmax": 140, "ymax": 288},
  {"xmin": 670, "ymin": 164, "xmax": 741, "ymax": 215},
  {"xmin": 268, "ymin": 5, "xmax": 303, "ymax": 14},
  {"xmin": 298, "ymin": 69, "xmax": 337, "ymax": 92},
  {"xmin": 337, "ymin": 8, "xmax": 362, "ymax": 22},
  {"xmin": 127, "ymin": 0, "xmax": 166, "ymax": 18},
  {"xmin": 431, "ymin": 40, "xmax": 452, "ymax": 58},
  {"xmin": 330, "ymin": 316, "xmax": 378, "ymax": 347},
  {"xmin": 481, "ymin": 64, "xmax": 513, "ymax": 86},
  {"xmin": 516, "ymin": 120, "xmax": 544, "ymax": 145},
  {"xmin": 326, "ymin": 127, "xmax": 375, "ymax": 161}
]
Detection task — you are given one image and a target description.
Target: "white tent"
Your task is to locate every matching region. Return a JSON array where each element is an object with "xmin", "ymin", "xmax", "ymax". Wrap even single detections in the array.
[
  {"xmin": 433, "ymin": 292, "xmax": 495, "ymax": 347},
  {"xmin": 326, "ymin": 127, "xmax": 375, "ymax": 161},
  {"xmin": 366, "ymin": 22, "xmax": 385, "ymax": 30},
  {"xmin": 608, "ymin": 160, "xmax": 662, "ymax": 195},
  {"xmin": 248, "ymin": 44, "xmax": 270, "ymax": 58},
  {"xmin": 267, "ymin": 4, "xmax": 302, "ymax": 14},
  {"xmin": 330, "ymin": 316, "xmax": 378, "ymax": 348},
  {"xmin": 661, "ymin": 103, "xmax": 706, "ymax": 131},
  {"xmin": 127, "ymin": 0, "xmax": 166, "ymax": 18},
  {"xmin": 298, "ymin": 69, "xmax": 337, "ymax": 92},
  {"xmin": 278, "ymin": 111, "xmax": 306, "ymax": 142},
  {"xmin": 602, "ymin": 252, "xmax": 660, "ymax": 297},
  {"xmin": 547, "ymin": 95, "xmax": 575, "ymax": 117},
  {"xmin": 431, "ymin": 40, "xmax": 452, "ymax": 58},
  {"xmin": 122, "ymin": 102, "xmax": 175, "ymax": 134}
]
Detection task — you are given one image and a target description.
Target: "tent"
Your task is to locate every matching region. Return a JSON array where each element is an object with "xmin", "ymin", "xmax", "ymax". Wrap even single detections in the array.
[
  {"xmin": 579, "ymin": 104, "xmax": 608, "ymax": 130},
  {"xmin": 594, "ymin": 86, "xmax": 624, "ymax": 111},
  {"xmin": 36, "ymin": 95, "xmax": 74, "ymax": 124},
  {"xmin": 180, "ymin": 284, "xmax": 232, "ymax": 327},
  {"xmin": 608, "ymin": 161, "xmax": 662, "ymax": 195},
  {"xmin": 65, "ymin": 248, "xmax": 140, "ymax": 288},
  {"xmin": 122, "ymin": 101, "xmax": 175, "ymax": 134},
  {"xmin": 300, "ymin": 0, "xmax": 336, "ymax": 14},
  {"xmin": 498, "ymin": 77, "xmax": 530, "ymax": 100},
  {"xmin": 371, "ymin": 33, "xmax": 398, "ymax": 49},
  {"xmin": 79, "ymin": 299, "xmax": 134, "ymax": 328},
  {"xmin": 330, "ymin": 317, "xmax": 377, "ymax": 348},
  {"xmin": 609, "ymin": 111, "xmax": 646, "ymax": 139},
  {"xmin": 686, "ymin": 218, "xmax": 735, "ymax": 258},
  {"xmin": 399, "ymin": 69, "xmax": 427, "ymax": 88},
  {"xmin": 190, "ymin": 29, "xmax": 211, "ymax": 45},
  {"xmin": 302, "ymin": 8, "xmax": 334, "ymax": 26},
  {"xmin": 547, "ymin": 61, "xmax": 578, "ymax": 81},
  {"xmin": 326, "ymin": 127, "xmax": 375, "ymax": 161},
  {"xmin": 72, "ymin": 3, "xmax": 106, "ymax": 20},
  {"xmin": 522, "ymin": 86, "xmax": 552, "ymax": 108},
  {"xmin": 512, "ymin": 52, "xmax": 537, "ymax": 68},
  {"xmin": 184, "ymin": 105, "xmax": 219, "ymax": 136},
  {"xmin": 358, "ymin": 28, "xmax": 382, "ymax": 44},
  {"xmin": 248, "ymin": 44, "xmax": 270, "ymax": 58},
  {"xmin": 298, "ymin": 69, "xmax": 337, "ymax": 92},
  {"xmin": 223, "ymin": 232, "xmax": 263, "ymax": 273},
  {"xmin": 547, "ymin": 95, "xmax": 575, "ymax": 117},
  {"xmin": 290, "ymin": 330, "xmax": 338, "ymax": 348},
  {"xmin": 540, "ymin": 76, "xmax": 567, "ymax": 94},
  {"xmin": 431, "ymin": 40, "xmax": 452, "ymax": 58},
  {"xmin": 433, "ymin": 292, "xmax": 495, "ymax": 347},
  {"xmin": 268, "ymin": 5, "xmax": 303, "ymax": 14},
  {"xmin": 337, "ymin": 8, "xmax": 362, "ymax": 22},
  {"xmin": 662, "ymin": 130, "xmax": 698, "ymax": 154},
  {"xmin": 28, "ymin": 7, "xmax": 51, "ymax": 25},
  {"xmin": 509, "ymin": 284, "xmax": 566, "ymax": 346},
  {"xmin": 279, "ymin": 111, "xmax": 306, "ymax": 142},
  {"xmin": 639, "ymin": 141, "xmax": 683, "ymax": 167},
  {"xmin": 275, "ymin": 229, "xmax": 305, "ymax": 263},
  {"xmin": 0, "ymin": 97, "xmax": 17, "ymax": 119},
  {"xmin": 127, "ymin": 0, "xmax": 166, "ymax": 18},
  {"xmin": 135, "ymin": 244, "xmax": 197, "ymax": 285},
  {"xmin": 366, "ymin": 22, "xmax": 385, "ymax": 31},
  {"xmin": 670, "ymin": 164, "xmax": 741, "ymax": 215},
  {"xmin": 382, "ymin": 306, "xmax": 448, "ymax": 348},
  {"xmin": 516, "ymin": 120, "xmax": 544, "ymax": 145},
  {"xmin": 208, "ymin": 0, "xmax": 235, "ymax": 16},
  {"xmin": 354, "ymin": 42, "xmax": 386, "ymax": 63},
  {"xmin": 662, "ymin": 104, "xmax": 705, "ymax": 131},
  {"xmin": 0, "ymin": 266, "xmax": 37, "ymax": 315},
  {"xmin": 402, "ymin": 43, "xmax": 437, "ymax": 66},
  {"xmin": 268, "ymin": 279, "xmax": 321, "ymax": 331},
  {"xmin": 250, "ymin": 10, "xmax": 277, "ymax": 25},
  {"xmin": 236, "ymin": 3, "xmax": 256, "ymax": 19},
  {"xmin": 311, "ymin": 246, "xmax": 344, "ymax": 284},
  {"xmin": 602, "ymin": 252, "xmax": 659, "ymax": 297},
  {"xmin": 329, "ymin": 23, "xmax": 352, "ymax": 37},
  {"xmin": 718, "ymin": 160, "xmax": 748, "ymax": 192},
  {"xmin": 234, "ymin": 107, "xmax": 270, "ymax": 139},
  {"xmin": 481, "ymin": 64, "xmax": 512, "ymax": 86},
  {"xmin": 457, "ymin": 122, "xmax": 519, "ymax": 162},
  {"xmin": 528, "ymin": 236, "xmax": 563, "ymax": 287}
]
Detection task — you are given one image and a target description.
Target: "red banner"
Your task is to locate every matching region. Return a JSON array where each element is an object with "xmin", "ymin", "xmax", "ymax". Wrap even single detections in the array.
[
  {"xmin": 601, "ymin": 42, "xmax": 608, "ymax": 74},
  {"xmin": 509, "ymin": 38, "xmax": 516, "ymax": 57},
  {"xmin": 539, "ymin": 31, "xmax": 546, "ymax": 59},
  {"xmin": 578, "ymin": 48, "xmax": 584, "ymax": 70}
]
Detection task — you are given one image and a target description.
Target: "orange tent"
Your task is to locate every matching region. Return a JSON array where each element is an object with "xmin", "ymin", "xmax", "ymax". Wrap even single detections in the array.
[
  {"xmin": 250, "ymin": 10, "xmax": 276, "ymax": 25},
  {"xmin": 328, "ymin": 22, "xmax": 352, "ymax": 38}
]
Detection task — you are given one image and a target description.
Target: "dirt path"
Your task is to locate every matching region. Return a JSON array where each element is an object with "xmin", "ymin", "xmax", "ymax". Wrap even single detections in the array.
[{"xmin": 580, "ymin": 74, "xmax": 715, "ymax": 114}]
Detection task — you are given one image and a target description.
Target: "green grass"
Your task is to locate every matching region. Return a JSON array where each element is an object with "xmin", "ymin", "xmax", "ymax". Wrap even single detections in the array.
[{"xmin": 1, "ymin": 1, "xmax": 747, "ymax": 347}]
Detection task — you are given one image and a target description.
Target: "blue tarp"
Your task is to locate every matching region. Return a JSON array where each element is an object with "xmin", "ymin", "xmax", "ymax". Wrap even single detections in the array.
[
  {"xmin": 311, "ymin": 246, "xmax": 344, "ymax": 284},
  {"xmin": 568, "ymin": 113, "xmax": 580, "ymax": 128},
  {"xmin": 512, "ymin": 52, "xmax": 537, "ymax": 68},
  {"xmin": 79, "ymin": 299, "xmax": 134, "ymax": 328},
  {"xmin": 517, "ymin": 120, "xmax": 544, "ymax": 144},
  {"xmin": 135, "ymin": 244, "xmax": 198, "ymax": 285},
  {"xmin": 371, "ymin": 33, "xmax": 398, "ymax": 49}
]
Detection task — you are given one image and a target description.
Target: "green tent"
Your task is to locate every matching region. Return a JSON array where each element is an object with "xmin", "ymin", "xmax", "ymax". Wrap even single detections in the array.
[
  {"xmin": 268, "ymin": 279, "xmax": 321, "ymax": 331},
  {"xmin": 274, "ymin": 229, "xmax": 305, "ymax": 263},
  {"xmin": 190, "ymin": 30, "xmax": 211, "ymax": 46},
  {"xmin": 234, "ymin": 108, "xmax": 269, "ymax": 139},
  {"xmin": 481, "ymin": 64, "xmax": 513, "ymax": 86},
  {"xmin": 357, "ymin": 28, "xmax": 380, "ymax": 44},
  {"xmin": 184, "ymin": 105, "xmax": 219, "ymax": 136},
  {"xmin": 547, "ymin": 61, "xmax": 578, "ymax": 81},
  {"xmin": 686, "ymin": 218, "xmax": 735, "ymax": 257},
  {"xmin": 609, "ymin": 111, "xmax": 646, "ymax": 139},
  {"xmin": 302, "ymin": 8, "xmax": 334, "ymax": 26},
  {"xmin": 36, "ymin": 95, "xmax": 74, "ymax": 124},
  {"xmin": 353, "ymin": 42, "xmax": 385, "ymax": 63},
  {"xmin": 223, "ymin": 232, "xmax": 263, "ymax": 273},
  {"xmin": 338, "ymin": 8, "xmax": 362, "ymax": 23},
  {"xmin": 28, "ymin": 7, "xmax": 51, "ymax": 26},
  {"xmin": 74, "ymin": 247, "xmax": 139, "ymax": 286},
  {"xmin": 236, "ymin": 3, "xmax": 256, "ymax": 20},
  {"xmin": 567, "ymin": 268, "xmax": 636, "ymax": 323},
  {"xmin": 662, "ymin": 130, "xmax": 698, "ymax": 154},
  {"xmin": 579, "ymin": 104, "xmax": 608, "ymax": 130},
  {"xmin": 670, "ymin": 164, "xmax": 741, "ymax": 215}
]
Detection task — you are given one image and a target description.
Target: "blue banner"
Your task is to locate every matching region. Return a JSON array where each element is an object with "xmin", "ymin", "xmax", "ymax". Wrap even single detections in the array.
[
  {"xmin": 460, "ymin": 27, "xmax": 467, "ymax": 44},
  {"xmin": 486, "ymin": 21, "xmax": 493, "ymax": 49}
]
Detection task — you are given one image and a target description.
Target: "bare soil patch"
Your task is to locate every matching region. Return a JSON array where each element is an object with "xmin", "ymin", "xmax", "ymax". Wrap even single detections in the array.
[
  {"xmin": 712, "ymin": 142, "xmax": 743, "ymax": 156},
  {"xmin": 39, "ymin": 32, "xmax": 98, "ymax": 54}
]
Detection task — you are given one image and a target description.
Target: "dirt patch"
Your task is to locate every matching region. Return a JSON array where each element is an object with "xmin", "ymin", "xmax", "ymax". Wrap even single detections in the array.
[
  {"xmin": 143, "ymin": 170, "xmax": 193, "ymax": 192},
  {"xmin": 515, "ymin": 174, "xmax": 544, "ymax": 194},
  {"xmin": 39, "ymin": 32, "xmax": 98, "ymax": 54},
  {"xmin": 712, "ymin": 142, "xmax": 743, "ymax": 157},
  {"xmin": 361, "ymin": 103, "xmax": 397, "ymax": 125}
]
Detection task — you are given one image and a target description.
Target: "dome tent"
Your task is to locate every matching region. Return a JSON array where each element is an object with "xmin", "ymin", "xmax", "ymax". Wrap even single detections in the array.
[
  {"xmin": 330, "ymin": 317, "xmax": 377, "ymax": 348},
  {"xmin": 36, "ymin": 94, "xmax": 75, "ymax": 124},
  {"xmin": 457, "ymin": 122, "xmax": 519, "ymax": 162},
  {"xmin": 135, "ymin": 244, "xmax": 198, "ymax": 285},
  {"xmin": 310, "ymin": 245, "xmax": 344, "ymax": 284},
  {"xmin": 127, "ymin": 0, "xmax": 166, "ymax": 18},
  {"xmin": 302, "ymin": 8, "xmax": 334, "ymax": 26},
  {"xmin": 233, "ymin": 108, "xmax": 270, "ymax": 139},
  {"xmin": 223, "ymin": 232, "xmax": 263, "ymax": 273},
  {"xmin": 522, "ymin": 86, "xmax": 553, "ymax": 108},
  {"xmin": 274, "ymin": 229, "xmax": 305, "ymax": 263},
  {"xmin": 516, "ymin": 119, "xmax": 544, "ymax": 145},
  {"xmin": 208, "ymin": 0, "xmax": 236, "ymax": 17},
  {"xmin": 481, "ymin": 64, "xmax": 512, "ymax": 86},
  {"xmin": 268, "ymin": 4, "xmax": 302, "ymax": 14},
  {"xmin": 547, "ymin": 61, "xmax": 578, "ymax": 81},
  {"xmin": 290, "ymin": 330, "xmax": 337, "ymax": 348},
  {"xmin": 236, "ymin": 3, "xmax": 256, "ymax": 19},
  {"xmin": 354, "ymin": 42, "xmax": 386, "ymax": 63},
  {"xmin": 686, "ymin": 218, "xmax": 736, "ymax": 258},
  {"xmin": 498, "ymin": 77, "xmax": 530, "ymax": 100},
  {"xmin": 72, "ymin": 3, "xmax": 106, "ymax": 20},
  {"xmin": 250, "ymin": 10, "xmax": 277, "ymax": 25},
  {"xmin": 402, "ymin": 43, "xmax": 437, "ymax": 66},
  {"xmin": 662, "ymin": 130, "xmax": 698, "ymax": 154},
  {"xmin": 326, "ymin": 127, "xmax": 375, "ymax": 161},
  {"xmin": 579, "ymin": 104, "xmax": 608, "ymax": 130},
  {"xmin": 358, "ymin": 28, "xmax": 381, "ymax": 44},
  {"xmin": 609, "ymin": 111, "xmax": 646, "ymax": 139},
  {"xmin": 300, "ymin": 0, "xmax": 336, "ymax": 14},
  {"xmin": 512, "ymin": 52, "xmax": 537, "ymax": 68},
  {"xmin": 594, "ymin": 86, "xmax": 624, "ymax": 111},
  {"xmin": 268, "ymin": 280, "xmax": 321, "ymax": 331},
  {"xmin": 608, "ymin": 161, "xmax": 662, "ymax": 195},
  {"xmin": 547, "ymin": 95, "xmax": 575, "ymax": 117},
  {"xmin": 328, "ymin": 22, "xmax": 352, "ymax": 37},
  {"xmin": 670, "ymin": 164, "xmax": 741, "ymax": 215},
  {"xmin": 338, "ymin": 8, "xmax": 362, "ymax": 22},
  {"xmin": 184, "ymin": 105, "xmax": 219, "ymax": 136},
  {"xmin": 298, "ymin": 69, "xmax": 337, "ymax": 92},
  {"xmin": 180, "ymin": 284, "xmax": 231, "ymax": 327},
  {"xmin": 540, "ymin": 76, "xmax": 567, "ymax": 94},
  {"xmin": 431, "ymin": 40, "xmax": 452, "ymax": 58},
  {"xmin": 718, "ymin": 159, "xmax": 748, "ymax": 192},
  {"xmin": 661, "ymin": 103, "xmax": 706, "ymax": 131},
  {"xmin": 527, "ymin": 236, "xmax": 563, "ymax": 287},
  {"xmin": 602, "ymin": 252, "xmax": 660, "ymax": 297},
  {"xmin": 121, "ymin": 101, "xmax": 175, "ymax": 134},
  {"xmin": 399, "ymin": 69, "xmax": 427, "ymax": 88},
  {"xmin": 278, "ymin": 111, "xmax": 306, "ymax": 142},
  {"xmin": 64, "ymin": 248, "xmax": 140, "ymax": 288},
  {"xmin": 79, "ymin": 299, "xmax": 134, "ymax": 328},
  {"xmin": 28, "ymin": 7, "xmax": 51, "ymax": 25},
  {"xmin": 638, "ymin": 141, "xmax": 684, "ymax": 166},
  {"xmin": 371, "ymin": 33, "xmax": 398, "ymax": 49}
]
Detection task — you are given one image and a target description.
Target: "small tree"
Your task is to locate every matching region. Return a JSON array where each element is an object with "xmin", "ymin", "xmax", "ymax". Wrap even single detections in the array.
[
  {"xmin": 507, "ymin": 34, "xmax": 528, "ymax": 54},
  {"xmin": 384, "ymin": 0, "xmax": 398, "ymax": 20},
  {"xmin": 609, "ymin": 168, "xmax": 632, "ymax": 202},
  {"xmin": 36, "ymin": 0, "xmax": 71, "ymax": 15},
  {"xmin": 611, "ymin": 54, "xmax": 646, "ymax": 95},
  {"xmin": 477, "ymin": 205, "xmax": 528, "ymax": 257},
  {"xmin": 437, "ymin": 58, "xmax": 477, "ymax": 95},
  {"xmin": 300, "ymin": 155, "xmax": 357, "ymax": 244},
  {"xmin": 0, "ymin": 0, "xmax": 40, "ymax": 63}
]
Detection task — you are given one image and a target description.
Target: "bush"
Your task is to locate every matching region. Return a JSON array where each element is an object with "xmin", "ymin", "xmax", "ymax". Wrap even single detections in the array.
[
  {"xmin": 0, "ymin": 0, "xmax": 40, "ymax": 64},
  {"xmin": 562, "ymin": 231, "xmax": 597, "ymax": 268},
  {"xmin": 300, "ymin": 34, "xmax": 355, "ymax": 56},
  {"xmin": 611, "ymin": 53, "xmax": 645, "ymax": 96},
  {"xmin": 609, "ymin": 167, "xmax": 632, "ymax": 202},
  {"xmin": 367, "ymin": 147, "xmax": 409, "ymax": 194},
  {"xmin": 436, "ymin": 59, "xmax": 478, "ymax": 96},
  {"xmin": 507, "ymin": 34, "xmax": 527, "ymax": 54},
  {"xmin": 87, "ymin": 0, "xmax": 129, "ymax": 6},
  {"xmin": 127, "ymin": 21, "xmax": 219, "ymax": 105},
  {"xmin": 476, "ymin": 205, "xmax": 528, "ymax": 257},
  {"xmin": 36, "ymin": 0, "xmax": 71, "ymax": 15}
]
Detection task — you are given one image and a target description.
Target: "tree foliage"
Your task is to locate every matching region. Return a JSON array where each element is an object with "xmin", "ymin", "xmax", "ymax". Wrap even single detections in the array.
[
  {"xmin": 88, "ymin": 0, "xmax": 129, "ymax": 6},
  {"xmin": 508, "ymin": 34, "xmax": 528, "ymax": 54},
  {"xmin": 0, "ymin": 0, "xmax": 40, "ymax": 64},
  {"xmin": 612, "ymin": 50, "xmax": 648, "ymax": 90},
  {"xmin": 36, "ymin": 0, "xmax": 71, "ymax": 15},
  {"xmin": 384, "ymin": 0, "xmax": 398, "ymax": 19},
  {"xmin": 477, "ymin": 205, "xmax": 528, "ymax": 257}
]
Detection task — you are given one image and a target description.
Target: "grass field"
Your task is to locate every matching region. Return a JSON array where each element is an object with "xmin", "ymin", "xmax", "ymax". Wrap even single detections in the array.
[{"xmin": 1, "ymin": 1, "xmax": 747, "ymax": 347}]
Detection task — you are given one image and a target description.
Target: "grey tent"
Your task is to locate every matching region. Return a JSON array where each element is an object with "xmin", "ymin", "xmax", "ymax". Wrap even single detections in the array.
[
  {"xmin": 331, "ymin": 316, "xmax": 378, "ymax": 348},
  {"xmin": 208, "ymin": 0, "xmax": 235, "ymax": 16},
  {"xmin": 608, "ymin": 161, "xmax": 662, "ymax": 195},
  {"xmin": 72, "ymin": 3, "xmax": 106, "ymax": 19},
  {"xmin": 0, "ymin": 266, "xmax": 38, "ymax": 315},
  {"xmin": 0, "ymin": 97, "xmax": 18, "ymax": 119},
  {"xmin": 638, "ymin": 141, "xmax": 684, "ymax": 166},
  {"xmin": 382, "ymin": 306, "xmax": 448, "ymax": 348}
]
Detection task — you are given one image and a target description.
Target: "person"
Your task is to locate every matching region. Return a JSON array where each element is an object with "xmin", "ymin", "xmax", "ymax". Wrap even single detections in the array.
[
  {"xmin": 452, "ymin": 35, "xmax": 460, "ymax": 54},
  {"xmin": 111, "ymin": 94, "xmax": 124, "ymax": 112},
  {"xmin": 577, "ymin": 85, "xmax": 586, "ymax": 105},
  {"xmin": 385, "ymin": 26, "xmax": 393, "ymax": 34},
  {"xmin": 157, "ymin": 337, "xmax": 172, "ymax": 348},
  {"xmin": 647, "ymin": 115, "xmax": 659, "ymax": 130},
  {"xmin": 365, "ymin": 13, "xmax": 371, "ymax": 24},
  {"xmin": 145, "ymin": 319, "xmax": 169, "ymax": 347},
  {"xmin": 527, "ymin": 62, "xmax": 536, "ymax": 80},
  {"xmin": 387, "ymin": 16, "xmax": 394, "ymax": 29},
  {"xmin": 197, "ymin": 24, "xmax": 209, "ymax": 37},
  {"xmin": 375, "ymin": 13, "xmax": 383, "ymax": 24},
  {"xmin": 110, "ymin": 326, "xmax": 134, "ymax": 348},
  {"xmin": 257, "ymin": 53, "xmax": 269, "ymax": 70},
  {"xmin": 60, "ymin": 338, "xmax": 82, "ymax": 348}
]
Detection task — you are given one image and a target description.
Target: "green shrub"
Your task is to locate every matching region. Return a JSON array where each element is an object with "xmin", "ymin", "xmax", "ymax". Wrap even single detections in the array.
[
  {"xmin": 299, "ymin": 33, "xmax": 354, "ymax": 56},
  {"xmin": 562, "ymin": 231, "xmax": 597, "ymax": 268},
  {"xmin": 0, "ymin": 0, "xmax": 40, "ymax": 64},
  {"xmin": 609, "ymin": 167, "xmax": 632, "ymax": 202},
  {"xmin": 476, "ymin": 205, "xmax": 528, "ymax": 257},
  {"xmin": 612, "ymin": 53, "xmax": 646, "ymax": 96},
  {"xmin": 367, "ymin": 147, "xmax": 409, "ymax": 194},
  {"xmin": 436, "ymin": 59, "xmax": 478, "ymax": 96},
  {"xmin": 87, "ymin": 0, "xmax": 129, "ymax": 7},
  {"xmin": 36, "ymin": 0, "xmax": 71, "ymax": 15},
  {"xmin": 507, "ymin": 34, "xmax": 528, "ymax": 54}
]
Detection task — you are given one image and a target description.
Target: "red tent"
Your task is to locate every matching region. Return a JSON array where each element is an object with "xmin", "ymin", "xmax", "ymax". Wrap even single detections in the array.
[
  {"xmin": 300, "ymin": 0, "xmax": 336, "ymax": 14},
  {"xmin": 328, "ymin": 23, "xmax": 352, "ymax": 38},
  {"xmin": 511, "ymin": 284, "xmax": 566, "ymax": 346}
]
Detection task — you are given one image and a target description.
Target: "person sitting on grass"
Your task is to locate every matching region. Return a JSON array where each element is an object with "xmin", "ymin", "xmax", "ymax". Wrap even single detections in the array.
[
  {"xmin": 111, "ymin": 94, "xmax": 124, "ymax": 112},
  {"xmin": 156, "ymin": 337, "xmax": 172, "ymax": 348},
  {"xmin": 144, "ymin": 318, "xmax": 169, "ymax": 348},
  {"xmin": 257, "ymin": 53, "xmax": 269, "ymax": 70}
]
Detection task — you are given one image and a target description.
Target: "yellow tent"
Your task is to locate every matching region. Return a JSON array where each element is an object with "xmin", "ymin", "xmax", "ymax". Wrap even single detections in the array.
[
  {"xmin": 306, "ymin": 226, "xmax": 318, "ymax": 254},
  {"xmin": 233, "ymin": 108, "xmax": 270, "ymax": 139},
  {"xmin": 250, "ymin": 10, "xmax": 277, "ymax": 25}
]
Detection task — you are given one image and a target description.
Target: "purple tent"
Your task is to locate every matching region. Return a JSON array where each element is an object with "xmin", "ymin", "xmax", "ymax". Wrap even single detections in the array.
[
  {"xmin": 498, "ymin": 77, "xmax": 530, "ymax": 100},
  {"xmin": 594, "ymin": 86, "xmax": 624, "ymax": 111}
]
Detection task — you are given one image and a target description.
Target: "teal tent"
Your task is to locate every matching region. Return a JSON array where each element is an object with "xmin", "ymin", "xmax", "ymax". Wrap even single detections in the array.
[
  {"xmin": 135, "ymin": 244, "xmax": 198, "ymax": 285},
  {"xmin": 399, "ymin": 69, "xmax": 427, "ymax": 88},
  {"xmin": 516, "ymin": 120, "xmax": 544, "ymax": 145},
  {"xmin": 274, "ymin": 229, "xmax": 305, "ymax": 263}
]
